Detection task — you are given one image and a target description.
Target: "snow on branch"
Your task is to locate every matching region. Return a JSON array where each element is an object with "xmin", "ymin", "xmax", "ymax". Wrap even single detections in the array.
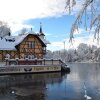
[
  {"xmin": 90, "ymin": 14, "xmax": 100, "ymax": 28},
  {"xmin": 65, "ymin": 0, "xmax": 76, "ymax": 13},
  {"xmin": 69, "ymin": 0, "xmax": 94, "ymax": 42},
  {"xmin": 90, "ymin": 14, "xmax": 100, "ymax": 43}
]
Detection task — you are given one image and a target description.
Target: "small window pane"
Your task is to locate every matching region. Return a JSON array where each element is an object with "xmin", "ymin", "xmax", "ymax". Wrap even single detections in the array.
[{"xmin": 28, "ymin": 42, "xmax": 34, "ymax": 48}]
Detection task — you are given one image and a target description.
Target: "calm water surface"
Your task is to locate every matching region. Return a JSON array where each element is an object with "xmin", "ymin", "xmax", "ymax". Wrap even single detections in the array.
[{"xmin": 0, "ymin": 63, "xmax": 100, "ymax": 100}]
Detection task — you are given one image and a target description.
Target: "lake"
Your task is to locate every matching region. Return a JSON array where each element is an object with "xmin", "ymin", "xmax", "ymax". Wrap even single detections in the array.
[{"xmin": 0, "ymin": 63, "xmax": 100, "ymax": 100}]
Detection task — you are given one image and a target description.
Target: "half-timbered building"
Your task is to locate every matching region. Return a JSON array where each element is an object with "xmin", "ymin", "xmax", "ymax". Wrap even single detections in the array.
[{"xmin": 0, "ymin": 26, "xmax": 49, "ymax": 61}]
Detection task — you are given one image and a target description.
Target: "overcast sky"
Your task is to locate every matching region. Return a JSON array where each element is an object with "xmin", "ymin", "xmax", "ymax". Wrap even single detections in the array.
[{"xmin": 0, "ymin": 0, "xmax": 98, "ymax": 51}]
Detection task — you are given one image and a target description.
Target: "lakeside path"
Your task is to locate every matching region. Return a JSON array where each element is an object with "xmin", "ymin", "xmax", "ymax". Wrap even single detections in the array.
[
  {"xmin": 0, "ymin": 61, "xmax": 100, "ymax": 64},
  {"xmin": 67, "ymin": 61, "xmax": 100, "ymax": 63}
]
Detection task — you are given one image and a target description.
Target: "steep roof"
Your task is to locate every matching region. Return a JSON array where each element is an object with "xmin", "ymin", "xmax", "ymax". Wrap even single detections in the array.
[
  {"xmin": 0, "ymin": 35, "xmax": 17, "ymax": 50},
  {"xmin": 0, "ymin": 32, "xmax": 49, "ymax": 50},
  {"xmin": 39, "ymin": 36, "xmax": 50, "ymax": 45}
]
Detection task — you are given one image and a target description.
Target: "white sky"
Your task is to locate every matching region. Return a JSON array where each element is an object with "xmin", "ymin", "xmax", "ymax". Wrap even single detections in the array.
[
  {"xmin": 0, "ymin": 0, "xmax": 66, "ymax": 21},
  {"xmin": 0, "ymin": 0, "xmax": 67, "ymax": 33}
]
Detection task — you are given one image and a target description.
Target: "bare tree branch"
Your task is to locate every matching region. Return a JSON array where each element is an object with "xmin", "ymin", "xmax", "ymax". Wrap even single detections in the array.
[{"xmin": 0, "ymin": 21, "xmax": 11, "ymax": 38}]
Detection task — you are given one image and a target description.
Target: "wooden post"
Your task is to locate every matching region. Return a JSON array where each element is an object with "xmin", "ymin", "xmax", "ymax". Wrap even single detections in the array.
[
  {"xmin": 16, "ymin": 58, "xmax": 19, "ymax": 65},
  {"xmin": 2, "ymin": 50, "xmax": 3, "ymax": 61},
  {"xmin": 5, "ymin": 58, "xmax": 8, "ymax": 65},
  {"xmin": 35, "ymin": 58, "xmax": 37, "ymax": 65},
  {"xmin": 52, "ymin": 59, "xmax": 53, "ymax": 65},
  {"xmin": 44, "ymin": 59, "xmax": 45, "ymax": 65}
]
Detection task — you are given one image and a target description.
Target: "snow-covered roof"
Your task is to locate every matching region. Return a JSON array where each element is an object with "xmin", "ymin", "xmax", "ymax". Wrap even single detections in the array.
[
  {"xmin": 39, "ymin": 36, "xmax": 50, "ymax": 45},
  {"xmin": 0, "ymin": 35, "xmax": 17, "ymax": 50},
  {"xmin": 0, "ymin": 33, "xmax": 49, "ymax": 50}
]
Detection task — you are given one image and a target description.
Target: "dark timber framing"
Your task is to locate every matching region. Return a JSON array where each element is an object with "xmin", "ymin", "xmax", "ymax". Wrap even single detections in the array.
[{"xmin": 0, "ymin": 34, "xmax": 46, "ymax": 61}]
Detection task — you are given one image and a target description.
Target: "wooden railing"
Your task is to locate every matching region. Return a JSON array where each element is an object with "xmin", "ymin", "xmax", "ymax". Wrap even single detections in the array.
[{"xmin": 5, "ymin": 58, "xmax": 64, "ymax": 66}]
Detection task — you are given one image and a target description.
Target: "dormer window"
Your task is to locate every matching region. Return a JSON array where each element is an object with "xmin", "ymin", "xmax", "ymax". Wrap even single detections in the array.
[
  {"xmin": 5, "ymin": 38, "xmax": 15, "ymax": 42},
  {"xmin": 28, "ymin": 42, "xmax": 35, "ymax": 48}
]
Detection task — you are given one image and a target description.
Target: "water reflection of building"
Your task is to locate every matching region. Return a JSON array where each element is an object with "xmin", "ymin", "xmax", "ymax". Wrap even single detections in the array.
[{"xmin": 0, "ymin": 72, "xmax": 67, "ymax": 100}]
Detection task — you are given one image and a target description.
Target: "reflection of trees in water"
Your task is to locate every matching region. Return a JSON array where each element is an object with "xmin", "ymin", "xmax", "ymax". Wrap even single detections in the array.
[
  {"xmin": 12, "ymin": 87, "xmax": 46, "ymax": 100},
  {"xmin": 0, "ymin": 87, "xmax": 9, "ymax": 95},
  {"xmin": 0, "ymin": 73, "xmax": 65, "ymax": 87},
  {"xmin": 0, "ymin": 72, "xmax": 67, "ymax": 100},
  {"xmin": 16, "ymin": 93, "xmax": 45, "ymax": 100}
]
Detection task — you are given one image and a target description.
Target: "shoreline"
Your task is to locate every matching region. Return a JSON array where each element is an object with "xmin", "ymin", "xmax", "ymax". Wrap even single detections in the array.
[
  {"xmin": 0, "ymin": 61, "xmax": 100, "ymax": 65},
  {"xmin": 67, "ymin": 61, "xmax": 100, "ymax": 64}
]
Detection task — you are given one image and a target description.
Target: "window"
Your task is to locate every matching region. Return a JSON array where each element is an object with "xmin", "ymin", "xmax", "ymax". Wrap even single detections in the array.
[
  {"xmin": 28, "ymin": 42, "xmax": 31, "ymax": 48},
  {"xmin": 31, "ymin": 42, "xmax": 34, "ymax": 48},
  {"xmin": 28, "ymin": 42, "xmax": 35, "ymax": 48},
  {"xmin": 24, "ymin": 55, "xmax": 35, "ymax": 59},
  {"xmin": 28, "ymin": 55, "xmax": 35, "ymax": 59}
]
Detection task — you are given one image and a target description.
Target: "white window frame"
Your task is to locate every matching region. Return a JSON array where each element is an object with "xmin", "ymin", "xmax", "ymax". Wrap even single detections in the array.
[{"xmin": 28, "ymin": 42, "xmax": 35, "ymax": 48}]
